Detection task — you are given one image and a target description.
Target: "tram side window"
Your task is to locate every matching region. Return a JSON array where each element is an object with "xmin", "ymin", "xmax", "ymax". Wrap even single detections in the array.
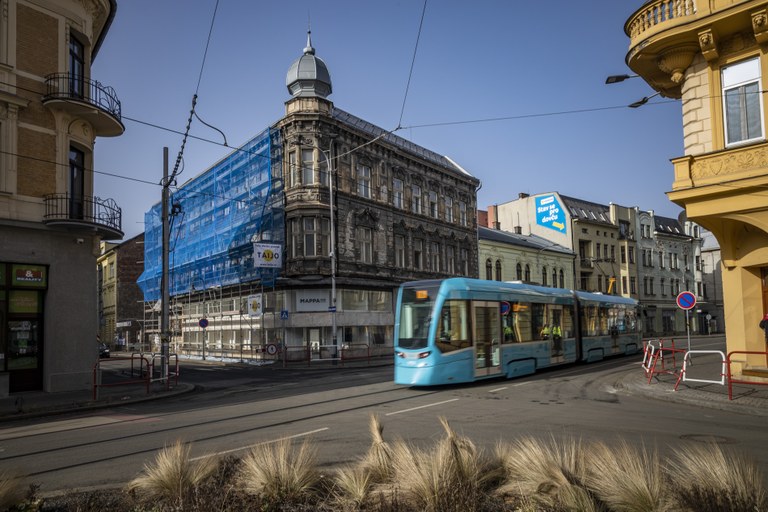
[
  {"xmin": 506, "ymin": 301, "xmax": 532, "ymax": 342},
  {"xmin": 583, "ymin": 305, "xmax": 599, "ymax": 336},
  {"xmin": 436, "ymin": 300, "xmax": 470, "ymax": 353},
  {"xmin": 609, "ymin": 305, "xmax": 637, "ymax": 334}
]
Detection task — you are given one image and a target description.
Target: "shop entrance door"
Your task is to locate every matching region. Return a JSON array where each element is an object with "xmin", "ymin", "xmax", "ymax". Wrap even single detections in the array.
[{"xmin": 8, "ymin": 319, "xmax": 42, "ymax": 392}]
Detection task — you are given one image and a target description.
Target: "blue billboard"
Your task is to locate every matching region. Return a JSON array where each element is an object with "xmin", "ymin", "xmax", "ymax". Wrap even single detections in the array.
[{"xmin": 535, "ymin": 194, "xmax": 567, "ymax": 234}]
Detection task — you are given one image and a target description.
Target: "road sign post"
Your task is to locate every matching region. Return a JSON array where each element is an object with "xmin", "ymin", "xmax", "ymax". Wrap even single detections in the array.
[{"xmin": 676, "ymin": 291, "xmax": 697, "ymax": 353}]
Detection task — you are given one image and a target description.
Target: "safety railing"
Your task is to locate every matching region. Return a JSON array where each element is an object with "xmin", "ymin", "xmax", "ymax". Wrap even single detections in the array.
[
  {"xmin": 726, "ymin": 351, "xmax": 768, "ymax": 400},
  {"xmin": 674, "ymin": 350, "xmax": 726, "ymax": 391},
  {"xmin": 93, "ymin": 356, "xmax": 151, "ymax": 400},
  {"xmin": 642, "ymin": 339, "xmax": 684, "ymax": 383},
  {"xmin": 340, "ymin": 343, "xmax": 370, "ymax": 366}
]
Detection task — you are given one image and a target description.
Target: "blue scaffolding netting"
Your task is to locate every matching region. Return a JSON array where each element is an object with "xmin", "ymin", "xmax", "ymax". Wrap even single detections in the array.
[{"xmin": 138, "ymin": 127, "xmax": 284, "ymax": 302}]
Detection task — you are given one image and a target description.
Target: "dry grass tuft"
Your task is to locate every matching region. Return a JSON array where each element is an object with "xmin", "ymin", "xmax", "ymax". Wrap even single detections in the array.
[
  {"xmin": 666, "ymin": 442, "xmax": 768, "ymax": 512},
  {"xmin": 586, "ymin": 440, "xmax": 669, "ymax": 512},
  {"xmin": 0, "ymin": 469, "xmax": 28, "ymax": 510},
  {"xmin": 238, "ymin": 436, "xmax": 321, "ymax": 506},
  {"xmin": 389, "ymin": 418, "xmax": 504, "ymax": 512},
  {"xmin": 127, "ymin": 439, "xmax": 217, "ymax": 508},
  {"xmin": 496, "ymin": 435, "xmax": 597, "ymax": 510},
  {"xmin": 362, "ymin": 413, "xmax": 394, "ymax": 483},
  {"xmin": 332, "ymin": 464, "xmax": 373, "ymax": 511}
]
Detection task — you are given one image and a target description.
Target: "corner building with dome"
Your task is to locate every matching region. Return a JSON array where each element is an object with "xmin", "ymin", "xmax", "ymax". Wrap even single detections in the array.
[{"xmin": 138, "ymin": 33, "xmax": 480, "ymax": 358}]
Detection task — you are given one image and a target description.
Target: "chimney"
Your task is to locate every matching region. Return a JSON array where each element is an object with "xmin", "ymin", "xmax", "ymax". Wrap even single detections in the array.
[{"xmin": 492, "ymin": 205, "xmax": 500, "ymax": 230}]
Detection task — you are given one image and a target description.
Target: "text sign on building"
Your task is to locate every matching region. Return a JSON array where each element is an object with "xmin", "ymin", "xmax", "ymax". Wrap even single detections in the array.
[
  {"xmin": 535, "ymin": 195, "xmax": 567, "ymax": 234},
  {"xmin": 296, "ymin": 290, "xmax": 330, "ymax": 312},
  {"xmin": 248, "ymin": 293, "xmax": 263, "ymax": 318},
  {"xmin": 253, "ymin": 243, "xmax": 282, "ymax": 268}
]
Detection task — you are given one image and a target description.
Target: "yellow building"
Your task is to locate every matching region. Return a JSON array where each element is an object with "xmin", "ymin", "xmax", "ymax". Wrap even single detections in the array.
[
  {"xmin": 0, "ymin": 0, "xmax": 123, "ymax": 393},
  {"xmin": 622, "ymin": 1, "xmax": 768, "ymax": 371}
]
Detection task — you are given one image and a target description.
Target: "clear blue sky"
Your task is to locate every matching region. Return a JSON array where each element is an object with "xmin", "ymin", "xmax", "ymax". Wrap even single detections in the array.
[{"xmin": 93, "ymin": 0, "xmax": 684, "ymax": 240}]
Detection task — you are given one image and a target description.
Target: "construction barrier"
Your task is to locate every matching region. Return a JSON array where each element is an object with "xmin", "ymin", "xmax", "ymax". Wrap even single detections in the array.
[
  {"xmin": 674, "ymin": 350, "xmax": 726, "ymax": 391},
  {"xmin": 93, "ymin": 356, "xmax": 151, "ymax": 400},
  {"xmin": 642, "ymin": 339, "xmax": 684, "ymax": 383}
]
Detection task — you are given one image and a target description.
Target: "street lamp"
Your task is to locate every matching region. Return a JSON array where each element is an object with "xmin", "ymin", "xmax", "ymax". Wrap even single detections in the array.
[
  {"xmin": 628, "ymin": 91, "xmax": 661, "ymax": 108},
  {"xmin": 605, "ymin": 74, "xmax": 638, "ymax": 84},
  {"xmin": 605, "ymin": 73, "xmax": 661, "ymax": 108}
]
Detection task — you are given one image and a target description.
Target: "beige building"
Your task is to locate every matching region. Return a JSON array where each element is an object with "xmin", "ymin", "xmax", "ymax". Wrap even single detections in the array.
[
  {"xmin": 0, "ymin": 1, "xmax": 123, "ymax": 393},
  {"xmin": 478, "ymin": 226, "xmax": 575, "ymax": 288},
  {"xmin": 622, "ymin": 1, "xmax": 768, "ymax": 369},
  {"xmin": 490, "ymin": 193, "xmax": 639, "ymax": 298}
]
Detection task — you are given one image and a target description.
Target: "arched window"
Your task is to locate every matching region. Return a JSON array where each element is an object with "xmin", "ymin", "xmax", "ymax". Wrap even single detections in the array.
[
  {"xmin": 485, "ymin": 258, "xmax": 492, "ymax": 280},
  {"xmin": 516, "ymin": 263, "xmax": 523, "ymax": 281},
  {"xmin": 552, "ymin": 268, "xmax": 557, "ymax": 287},
  {"xmin": 559, "ymin": 269, "xmax": 565, "ymax": 288},
  {"xmin": 542, "ymin": 266, "xmax": 548, "ymax": 286},
  {"xmin": 495, "ymin": 260, "xmax": 502, "ymax": 281},
  {"xmin": 524, "ymin": 264, "xmax": 531, "ymax": 282}
]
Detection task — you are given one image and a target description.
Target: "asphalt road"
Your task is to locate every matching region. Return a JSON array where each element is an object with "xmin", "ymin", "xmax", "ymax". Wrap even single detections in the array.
[{"xmin": 1, "ymin": 337, "xmax": 765, "ymax": 496}]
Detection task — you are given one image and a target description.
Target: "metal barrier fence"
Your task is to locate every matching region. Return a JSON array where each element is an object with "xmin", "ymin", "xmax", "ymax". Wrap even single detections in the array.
[
  {"xmin": 93, "ymin": 353, "xmax": 179, "ymax": 399},
  {"xmin": 641, "ymin": 343, "xmax": 768, "ymax": 401},
  {"xmin": 674, "ymin": 350, "xmax": 726, "ymax": 391}
]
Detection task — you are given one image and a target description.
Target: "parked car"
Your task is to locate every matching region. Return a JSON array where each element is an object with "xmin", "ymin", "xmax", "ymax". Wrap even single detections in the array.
[{"xmin": 98, "ymin": 342, "xmax": 110, "ymax": 358}]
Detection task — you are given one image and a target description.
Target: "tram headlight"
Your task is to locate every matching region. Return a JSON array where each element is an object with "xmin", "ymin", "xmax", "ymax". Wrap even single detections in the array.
[
  {"xmin": 396, "ymin": 351, "xmax": 405, "ymax": 358},
  {"xmin": 418, "ymin": 351, "xmax": 431, "ymax": 359}
]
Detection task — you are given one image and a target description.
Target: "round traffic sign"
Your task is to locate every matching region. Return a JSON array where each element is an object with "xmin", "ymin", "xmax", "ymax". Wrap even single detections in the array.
[
  {"xmin": 199, "ymin": 318, "xmax": 209, "ymax": 328},
  {"xmin": 266, "ymin": 343, "xmax": 278, "ymax": 355},
  {"xmin": 676, "ymin": 291, "xmax": 697, "ymax": 310}
]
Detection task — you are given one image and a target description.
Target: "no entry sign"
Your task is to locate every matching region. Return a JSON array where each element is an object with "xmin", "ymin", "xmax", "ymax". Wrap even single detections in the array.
[{"xmin": 676, "ymin": 291, "xmax": 697, "ymax": 310}]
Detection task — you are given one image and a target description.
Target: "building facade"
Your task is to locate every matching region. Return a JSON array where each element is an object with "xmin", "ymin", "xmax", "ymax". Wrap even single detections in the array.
[
  {"xmin": 138, "ymin": 34, "xmax": 479, "ymax": 359},
  {"xmin": 700, "ymin": 229, "xmax": 725, "ymax": 334},
  {"xmin": 0, "ymin": 0, "xmax": 123, "ymax": 393},
  {"xmin": 491, "ymin": 193, "xmax": 637, "ymax": 297},
  {"xmin": 622, "ymin": 0, "xmax": 768, "ymax": 367},
  {"xmin": 477, "ymin": 225, "xmax": 575, "ymax": 287},
  {"xmin": 637, "ymin": 211, "xmax": 702, "ymax": 336},
  {"xmin": 491, "ymin": 192, "xmax": 704, "ymax": 336},
  {"xmin": 97, "ymin": 234, "xmax": 144, "ymax": 352}
]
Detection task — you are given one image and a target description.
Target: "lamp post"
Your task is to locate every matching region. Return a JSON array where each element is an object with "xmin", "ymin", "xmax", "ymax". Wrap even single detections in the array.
[{"xmin": 304, "ymin": 140, "xmax": 337, "ymax": 355}]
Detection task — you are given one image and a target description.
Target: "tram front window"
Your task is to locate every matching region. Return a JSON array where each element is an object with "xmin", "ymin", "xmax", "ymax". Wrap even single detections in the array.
[{"xmin": 397, "ymin": 285, "xmax": 439, "ymax": 349}]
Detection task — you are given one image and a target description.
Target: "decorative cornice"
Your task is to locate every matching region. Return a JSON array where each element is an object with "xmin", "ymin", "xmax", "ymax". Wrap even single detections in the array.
[
  {"xmin": 698, "ymin": 29, "xmax": 719, "ymax": 61},
  {"xmin": 657, "ymin": 46, "xmax": 698, "ymax": 84},
  {"xmin": 690, "ymin": 145, "xmax": 768, "ymax": 179},
  {"xmin": 752, "ymin": 9, "xmax": 768, "ymax": 45}
]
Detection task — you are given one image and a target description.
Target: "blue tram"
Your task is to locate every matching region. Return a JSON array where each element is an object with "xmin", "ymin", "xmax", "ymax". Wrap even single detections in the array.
[{"xmin": 394, "ymin": 278, "xmax": 641, "ymax": 386}]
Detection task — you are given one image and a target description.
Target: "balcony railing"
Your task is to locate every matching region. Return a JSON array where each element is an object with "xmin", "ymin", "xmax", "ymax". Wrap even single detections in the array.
[
  {"xmin": 42, "ymin": 73, "xmax": 124, "ymax": 136},
  {"xmin": 43, "ymin": 193, "xmax": 123, "ymax": 240},
  {"xmin": 626, "ymin": 0, "xmax": 696, "ymax": 40}
]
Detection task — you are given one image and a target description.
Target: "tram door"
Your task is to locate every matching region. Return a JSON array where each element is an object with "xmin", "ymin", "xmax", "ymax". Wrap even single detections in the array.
[{"xmin": 473, "ymin": 301, "xmax": 502, "ymax": 378}]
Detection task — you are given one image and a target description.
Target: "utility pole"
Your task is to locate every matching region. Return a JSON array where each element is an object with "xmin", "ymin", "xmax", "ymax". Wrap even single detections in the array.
[{"xmin": 160, "ymin": 147, "xmax": 170, "ymax": 381}]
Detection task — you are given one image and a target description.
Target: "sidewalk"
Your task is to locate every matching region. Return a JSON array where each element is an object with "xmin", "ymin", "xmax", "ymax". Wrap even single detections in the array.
[
  {"xmin": 0, "ymin": 355, "xmax": 392, "ymax": 421},
  {"xmin": 615, "ymin": 349, "xmax": 768, "ymax": 417}
]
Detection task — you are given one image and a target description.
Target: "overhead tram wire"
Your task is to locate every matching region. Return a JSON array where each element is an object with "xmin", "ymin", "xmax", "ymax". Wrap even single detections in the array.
[
  {"xmin": 397, "ymin": 0, "xmax": 428, "ymax": 130},
  {"xmin": 169, "ymin": 0, "xmax": 224, "ymax": 185}
]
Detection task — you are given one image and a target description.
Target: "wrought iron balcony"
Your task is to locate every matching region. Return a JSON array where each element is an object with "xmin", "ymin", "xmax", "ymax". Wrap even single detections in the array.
[
  {"xmin": 42, "ymin": 73, "xmax": 124, "ymax": 137},
  {"xmin": 43, "ymin": 194, "xmax": 123, "ymax": 240}
]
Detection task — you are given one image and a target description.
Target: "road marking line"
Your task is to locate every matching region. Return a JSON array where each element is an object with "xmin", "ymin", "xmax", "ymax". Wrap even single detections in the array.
[
  {"xmin": 191, "ymin": 427, "xmax": 330, "ymax": 460},
  {"xmin": 385, "ymin": 398, "xmax": 459, "ymax": 416},
  {"xmin": 488, "ymin": 387, "xmax": 507, "ymax": 393},
  {"xmin": 512, "ymin": 381, "xmax": 531, "ymax": 387}
]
